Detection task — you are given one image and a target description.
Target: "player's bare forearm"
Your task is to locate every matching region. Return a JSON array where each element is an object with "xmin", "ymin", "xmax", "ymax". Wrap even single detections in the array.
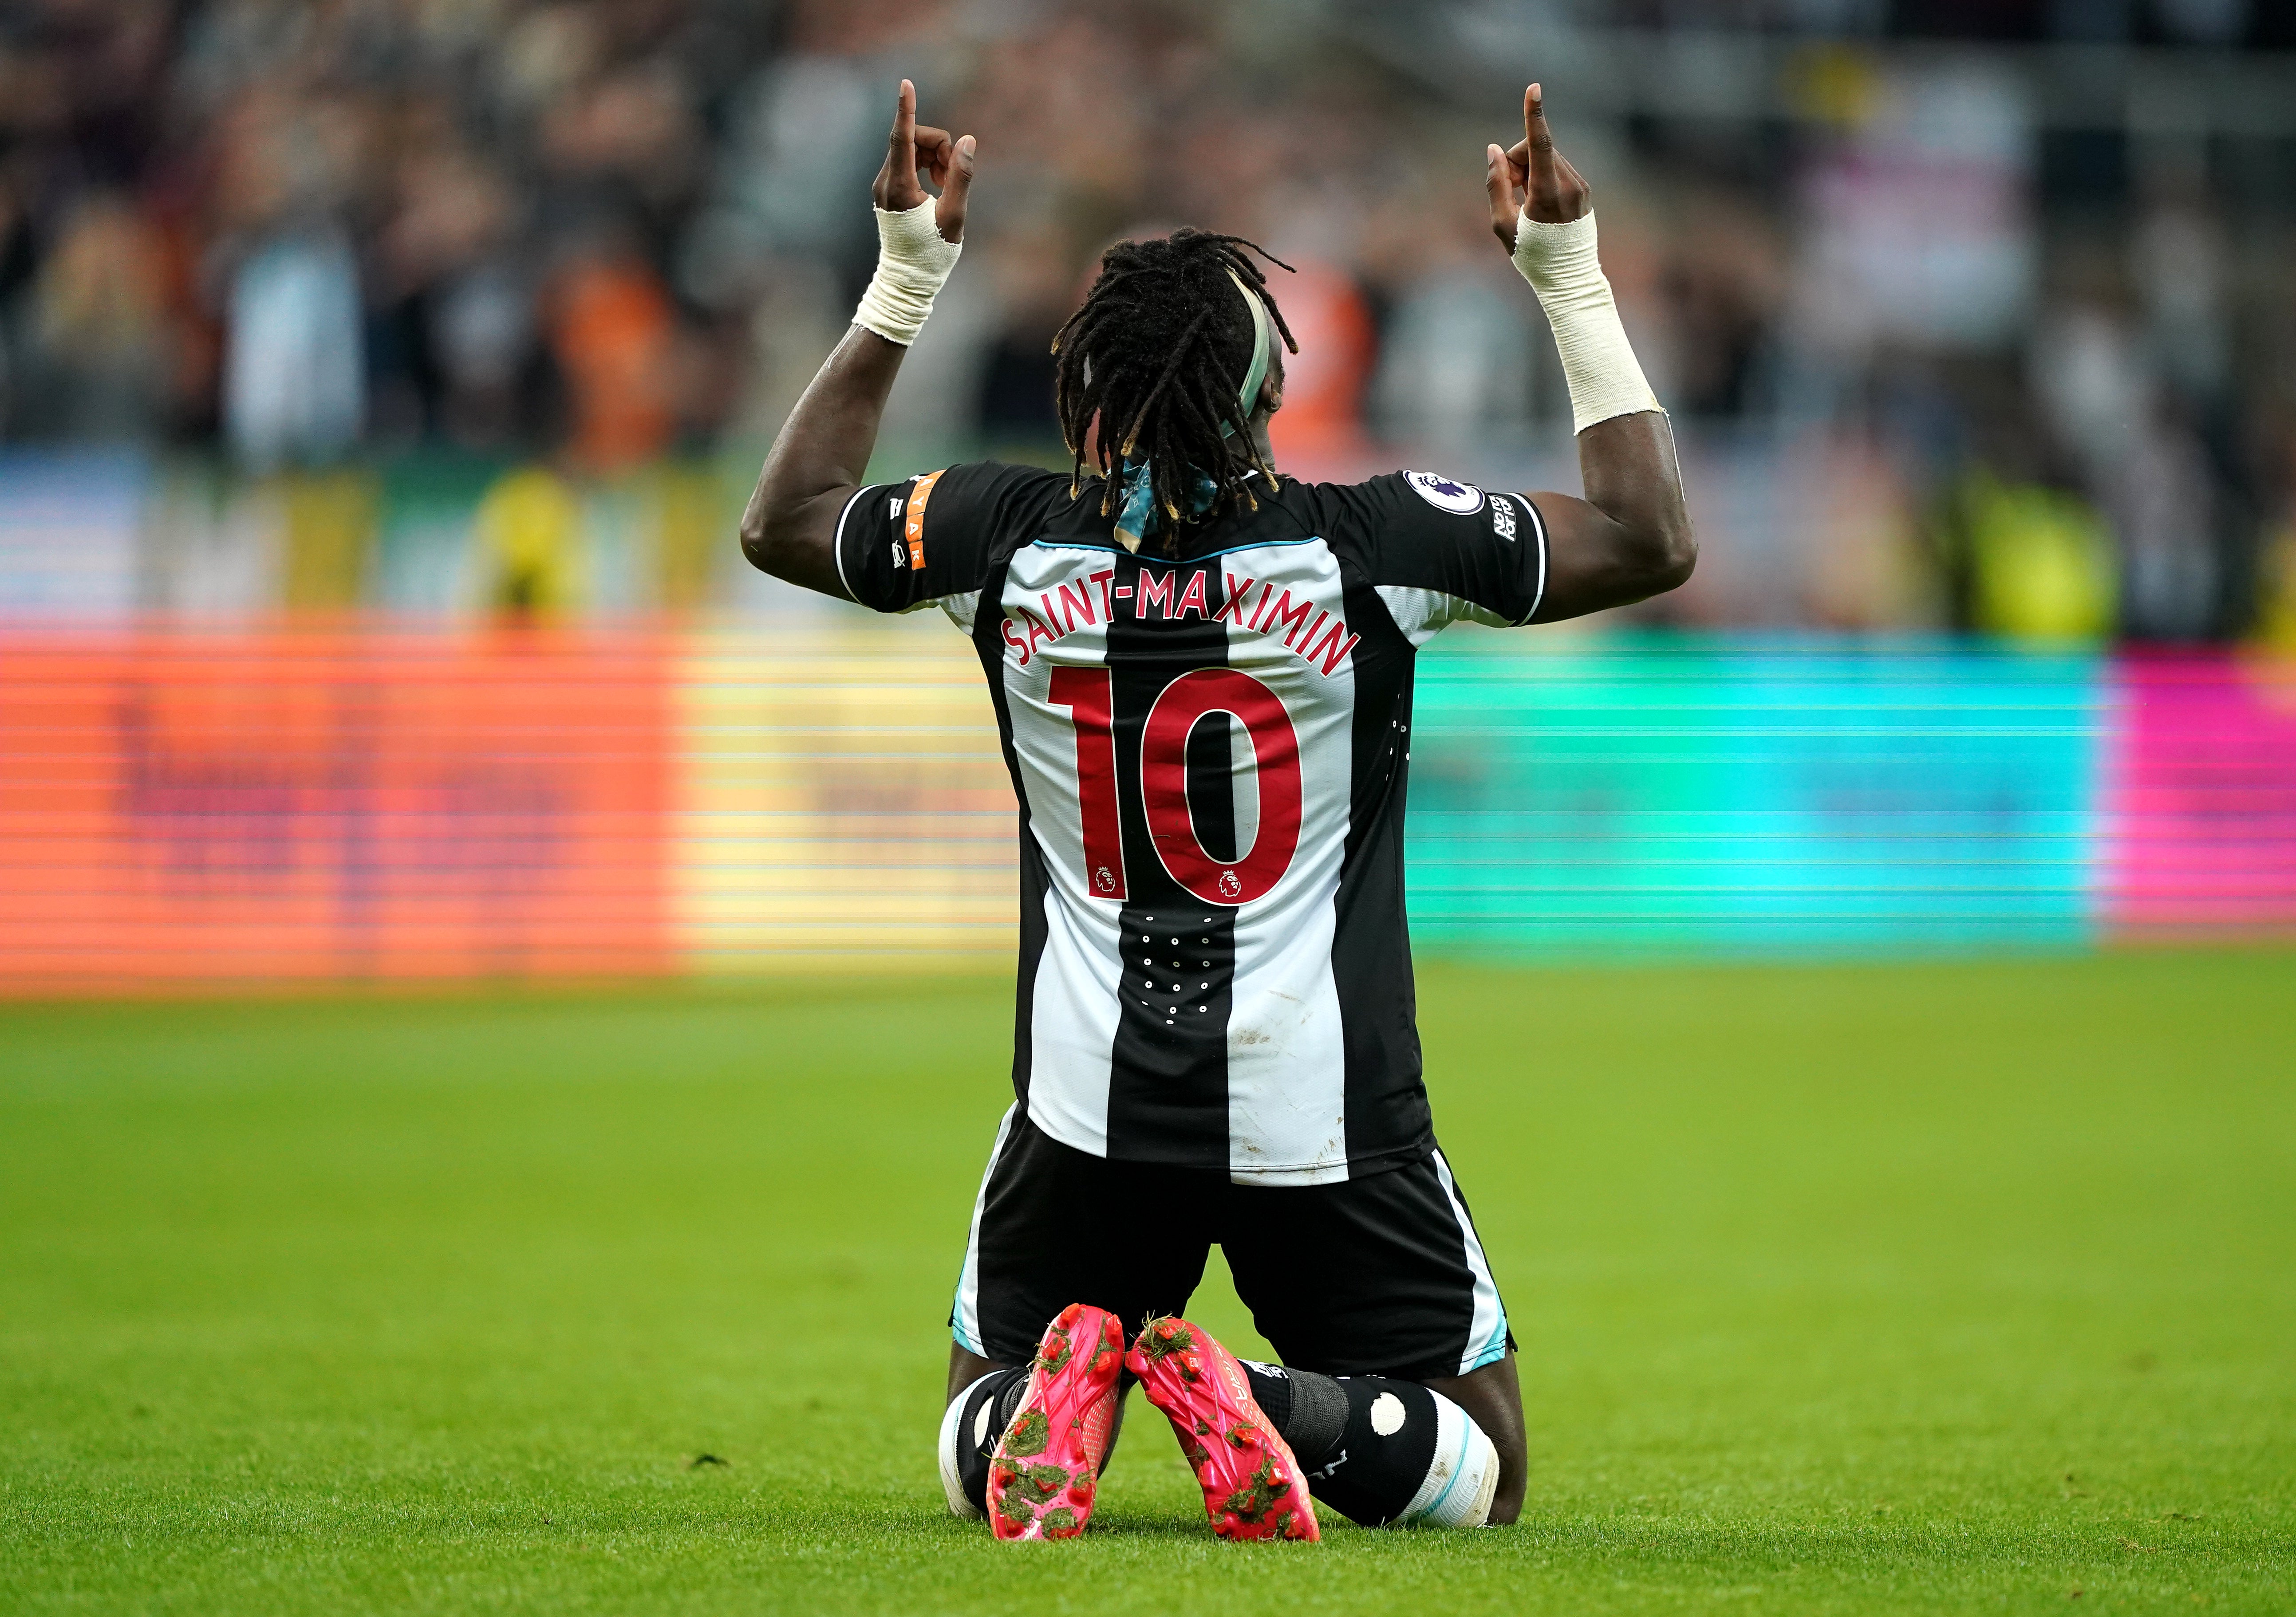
[
  {"xmin": 1527, "ymin": 411, "xmax": 1694, "ymax": 622},
  {"xmin": 738, "ymin": 79, "xmax": 974, "ymax": 602},
  {"xmin": 739, "ymin": 328, "xmax": 906, "ymax": 599},
  {"xmin": 1484, "ymin": 81, "xmax": 1695, "ymax": 622}
]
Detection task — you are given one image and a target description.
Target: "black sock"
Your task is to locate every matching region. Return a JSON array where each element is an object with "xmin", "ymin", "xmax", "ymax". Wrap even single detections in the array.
[
  {"xmin": 946, "ymin": 1368, "xmax": 1031, "ymax": 1515},
  {"xmin": 1242, "ymin": 1361, "xmax": 1443, "ymax": 1527}
]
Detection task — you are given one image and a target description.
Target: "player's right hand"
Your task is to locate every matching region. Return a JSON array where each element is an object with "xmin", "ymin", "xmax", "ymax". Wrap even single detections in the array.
[
  {"xmin": 1485, "ymin": 82, "xmax": 1589, "ymax": 252},
  {"xmin": 873, "ymin": 78, "xmax": 976, "ymax": 244}
]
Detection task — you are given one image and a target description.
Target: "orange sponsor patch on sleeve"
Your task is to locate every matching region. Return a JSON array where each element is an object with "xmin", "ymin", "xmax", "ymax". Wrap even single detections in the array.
[{"xmin": 903, "ymin": 469, "xmax": 946, "ymax": 570}]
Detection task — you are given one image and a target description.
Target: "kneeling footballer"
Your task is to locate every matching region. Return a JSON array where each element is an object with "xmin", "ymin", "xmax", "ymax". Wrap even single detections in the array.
[{"xmin": 741, "ymin": 74, "xmax": 1692, "ymax": 1539}]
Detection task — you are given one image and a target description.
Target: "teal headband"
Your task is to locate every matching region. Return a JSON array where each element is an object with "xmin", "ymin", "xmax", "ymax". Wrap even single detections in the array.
[{"xmin": 1223, "ymin": 268, "xmax": 1272, "ymax": 440}]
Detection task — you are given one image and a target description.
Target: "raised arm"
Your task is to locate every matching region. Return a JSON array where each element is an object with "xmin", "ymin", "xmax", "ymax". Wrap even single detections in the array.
[
  {"xmin": 738, "ymin": 80, "xmax": 976, "ymax": 599},
  {"xmin": 1483, "ymin": 83, "xmax": 1694, "ymax": 622}
]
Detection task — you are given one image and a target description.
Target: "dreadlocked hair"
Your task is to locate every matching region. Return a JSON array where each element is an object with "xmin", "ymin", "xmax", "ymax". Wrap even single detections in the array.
[{"xmin": 1049, "ymin": 229, "xmax": 1298, "ymax": 550}]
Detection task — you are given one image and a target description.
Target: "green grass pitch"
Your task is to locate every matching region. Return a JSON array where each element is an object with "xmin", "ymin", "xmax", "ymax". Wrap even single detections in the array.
[{"xmin": 3, "ymin": 951, "xmax": 2292, "ymax": 1614}]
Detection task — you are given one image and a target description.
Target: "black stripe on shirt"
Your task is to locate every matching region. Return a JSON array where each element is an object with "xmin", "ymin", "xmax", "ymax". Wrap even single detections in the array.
[
  {"xmin": 1329, "ymin": 539, "xmax": 1434, "ymax": 1175},
  {"xmin": 1104, "ymin": 554, "xmax": 1237, "ymax": 1168}
]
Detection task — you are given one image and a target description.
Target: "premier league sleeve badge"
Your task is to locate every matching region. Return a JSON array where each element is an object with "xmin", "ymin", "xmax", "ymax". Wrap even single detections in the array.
[{"xmin": 1403, "ymin": 471, "xmax": 1486, "ymax": 515}]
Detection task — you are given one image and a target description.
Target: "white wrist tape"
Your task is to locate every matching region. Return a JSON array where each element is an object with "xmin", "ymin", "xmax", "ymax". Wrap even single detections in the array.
[
  {"xmin": 1511, "ymin": 211, "xmax": 1663, "ymax": 434},
  {"xmin": 853, "ymin": 198, "xmax": 961, "ymax": 346}
]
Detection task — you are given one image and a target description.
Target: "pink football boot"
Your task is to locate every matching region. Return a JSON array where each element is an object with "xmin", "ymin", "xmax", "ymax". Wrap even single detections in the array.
[
  {"xmin": 984, "ymin": 1303, "xmax": 1124, "ymax": 1541},
  {"xmin": 1126, "ymin": 1316, "xmax": 1320, "ymax": 1542}
]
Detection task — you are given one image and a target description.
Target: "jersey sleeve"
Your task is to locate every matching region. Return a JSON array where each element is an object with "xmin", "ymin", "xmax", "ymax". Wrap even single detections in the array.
[
  {"xmin": 833, "ymin": 461, "xmax": 1063, "ymax": 628},
  {"xmin": 1309, "ymin": 470, "xmax": 1550, "ymax": 645}
]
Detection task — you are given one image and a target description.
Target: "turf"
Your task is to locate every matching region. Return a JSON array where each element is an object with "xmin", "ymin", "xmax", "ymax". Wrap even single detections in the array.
[{"xmin": 2, "ymin": 952, "xmax": 2292, "ymax": 1615}]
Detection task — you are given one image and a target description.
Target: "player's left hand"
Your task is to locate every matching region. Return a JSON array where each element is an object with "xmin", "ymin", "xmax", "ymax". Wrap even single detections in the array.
[
  {"xmin": 872, "ymin": 78, "xmax": 977, "ymax": 244},
  {"xmin": 1485, "ymin": 81, "xmax": 1589, "ymax": 252}
]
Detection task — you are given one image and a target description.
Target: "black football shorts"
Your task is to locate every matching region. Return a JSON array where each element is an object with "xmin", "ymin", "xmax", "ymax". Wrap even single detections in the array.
[{"xmin": 949, "ymin": 1108, "xmax": 1514, "ymax": 1383}]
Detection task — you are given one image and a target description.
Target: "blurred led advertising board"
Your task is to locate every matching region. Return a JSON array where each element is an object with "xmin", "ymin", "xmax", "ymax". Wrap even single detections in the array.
[
  {"xmin": 1407, "ymin": 638, "xmax": 2102, "ymax": 956},
  {"xmin": 0, "ymin": 626, "xmax": 2288, "ymax": 991},
  {"xmin": 0, "ymin": 628, "xmax": 674, "ymax": 987}
]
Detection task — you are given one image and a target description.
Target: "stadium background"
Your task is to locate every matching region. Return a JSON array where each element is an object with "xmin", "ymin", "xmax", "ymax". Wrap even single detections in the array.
[
  {"xmin": 2, "ymin": 0, "xmax": 2294, "ymax": 985},
  {"xmin": 3, "ymin": 4, "xmax": 2294, "ymax": 1613}
]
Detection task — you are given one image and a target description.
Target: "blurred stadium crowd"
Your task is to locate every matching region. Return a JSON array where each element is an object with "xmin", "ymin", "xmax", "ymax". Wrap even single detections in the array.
[{"xmin": 1, "ymin": 0, "xmax": 2294, "ymax": 638}]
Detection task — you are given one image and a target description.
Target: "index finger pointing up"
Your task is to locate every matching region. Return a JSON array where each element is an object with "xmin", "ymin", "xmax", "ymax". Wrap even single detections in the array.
[
  {"xmin": 1523, "ymin": 82, "xmax": 1554, "ymax": 179},
  {"xmin": 888, "ymin": 79, "xmax": 918, "ymax": 183}
]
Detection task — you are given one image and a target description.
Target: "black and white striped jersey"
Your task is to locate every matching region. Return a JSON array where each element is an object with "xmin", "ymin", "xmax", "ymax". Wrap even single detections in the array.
[{"xmin": 836, "ymin": 463, "xmax": 1549, "ymax": 1185}]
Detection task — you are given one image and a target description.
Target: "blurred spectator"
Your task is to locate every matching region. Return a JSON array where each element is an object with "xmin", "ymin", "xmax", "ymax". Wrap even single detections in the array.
[
  {"xmin": 1664, "ymin": 188, "xmax": 1786, "ymax": 419},
  {"xmin": 1791, "ymin": 63, "xmax": 2036, "ymax": 359},
  {"xmin": 476, "ymin": 463, "xmax": 584, "ymax": 614},
  {"xmin": 545, "ymin": 232, "xmax": 676, "ymax": 473},
  {"xmin": 1800, "ymin": 433, "xmax": 1937, "ymax": 629},
  {"xmin": 432, "ymin": 261, "xmax": 541, "ymax": 450},
  {"xmin": 1367, "ymin": 173, "xmax": 1540, "ymax": 451},
  {"xmin": 223, "ymin": 223, "xmax": 364, "ymax": 469},
  {"xmin": 367, "ymin": 103, "xmax": 521, "ymax": 445},
  {"xmin": 974, "ymin": 217, "xmax": 1077, "ymax": 445},
  {"xmin": 1373, "ymin": 263, "xmax": 1536, "ymax": 452},
  {"xmin": 20, "ymin": 191, "xmax": 174, "ymax": 440},
  {"xmin": 2030, "ymin": 300, "xmax": 2222, "ymax": 639},
  {"xmin": 681, "ymin": 43, "xmax": 884, "ymax": 306},
  {"xmin": 720, "ymin": 254, "xmax": 844, "ymax": 449},
  {"xmin": 2112, "ymin": 402, "xmax": 2220, "ymax": 641},
  {"xmin": 1264, "ymin": 260, "xmax": 1377, "ymax": 476},
  {"xmin": 1961, "ymin": 472, "xmax": 2117, "ymax": 643},
  {"xmin": 205, "ymin": 70, "xmax": 371, "ymax": 469}
]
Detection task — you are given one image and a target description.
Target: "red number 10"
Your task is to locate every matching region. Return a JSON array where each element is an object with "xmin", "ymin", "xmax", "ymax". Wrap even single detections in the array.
[{"xmin": 1046, "ymin": 666, "xmax": 1303, "ymax": 909}]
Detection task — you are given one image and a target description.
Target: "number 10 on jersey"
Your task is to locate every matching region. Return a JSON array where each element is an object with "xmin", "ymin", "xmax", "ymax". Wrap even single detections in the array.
[{"xmin": 1047, "ymin": 666, "xmax": 1304, "ymax": 909}]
